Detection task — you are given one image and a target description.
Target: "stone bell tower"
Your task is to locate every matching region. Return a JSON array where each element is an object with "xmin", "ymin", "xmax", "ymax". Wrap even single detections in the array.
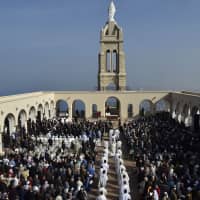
[{"xmin": 98, "ymin": 1, "xmax": 126, "ymax": 91}]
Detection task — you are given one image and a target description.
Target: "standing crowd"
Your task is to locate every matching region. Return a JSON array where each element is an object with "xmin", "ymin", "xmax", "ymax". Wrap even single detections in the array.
[
  {"xmin": 0, "ymin": 117, "xmax": 111, "ymax": 200},
  {"xmin": 122, "ymin": 112, "xmax": 200, "ymax": 200}
]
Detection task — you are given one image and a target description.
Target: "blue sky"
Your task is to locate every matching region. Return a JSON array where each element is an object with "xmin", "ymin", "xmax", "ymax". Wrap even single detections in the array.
[{"xmin": 0, "ymin": 0, "xmax": 200, "ymax": 95}]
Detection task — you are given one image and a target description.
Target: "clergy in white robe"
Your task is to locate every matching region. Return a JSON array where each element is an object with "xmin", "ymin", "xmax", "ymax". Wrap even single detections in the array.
[
  {"xmin": 120, "ymin": 172, "xmax": 130, "ymax": 186},
  {"xmin": 120, "ymin": 181, "xmax": 130, "ymax": 200},
  {"xmin": 110, "ymin": 138, "xmax": 116, "ymax": 156},
  {"xmin": 115, "ymin": 129, "xmax": 120, "ymax": 140},
  {"xmin": 101, "ymin": 159, "xmax": 109, "ymax": 171},
  {"xmin": 99, "ymin": 187, "xmax": 107, "ymax": 196},
  {"xmin": 99, "ymin": 169, "xmax": 108, "ymax": 188},
  {"xmin": 96, "ymin": 191, "xmax": 107, "ymax": 200},
  {"xmin": 109, "ymin": 129, "xmax": 114, "ymax": 144},
  {"xmin": 120, "ymin": 189, "xmax": 131, "ymax": 200}
]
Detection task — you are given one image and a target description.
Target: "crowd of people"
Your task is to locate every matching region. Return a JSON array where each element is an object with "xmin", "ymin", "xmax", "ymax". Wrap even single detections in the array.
[
  {"xmin": 2, "ymin": 111, "xmax": 200, "ymax": 199},
  {"xmin": 122, "ymin": 112, "xmax": 200, "ymax": 200},
  {"xmin": 0, "ymin": 117, "xmax": 112, "ymax": 200}
]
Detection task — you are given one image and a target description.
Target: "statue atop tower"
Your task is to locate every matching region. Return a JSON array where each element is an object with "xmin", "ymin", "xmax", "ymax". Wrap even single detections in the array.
[
  {"xmin": 98, "ymin": 1, "xmax": 127, "ymax": 91},
  {"xmin": 108, "ymin": 1, "xmax": 116, "ymax": 22}
]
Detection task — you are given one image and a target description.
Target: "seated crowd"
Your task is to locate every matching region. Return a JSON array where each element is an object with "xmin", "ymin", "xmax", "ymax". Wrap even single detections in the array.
[
  {"xmin": 0, "ymin": 117, "xmax": 111, "ymax": 200},
  {"xmin": 122, "ymin": 112, "xmax": 200, "ymax": 200}
]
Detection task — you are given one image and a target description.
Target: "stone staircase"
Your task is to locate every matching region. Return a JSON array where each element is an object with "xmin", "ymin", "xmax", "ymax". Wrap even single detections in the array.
[{"xmin": 88, "ymin": 127, "xmax": 139, "ymax": 200}]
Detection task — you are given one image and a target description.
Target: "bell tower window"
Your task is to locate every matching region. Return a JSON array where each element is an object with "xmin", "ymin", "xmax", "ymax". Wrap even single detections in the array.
[
  {"xmin": 112, "ymin": 50, "xmax": 117, "ymax": 72},
  {"xmin": 106, "ymin": 50, "xmax": 111, "ymax": 72}
]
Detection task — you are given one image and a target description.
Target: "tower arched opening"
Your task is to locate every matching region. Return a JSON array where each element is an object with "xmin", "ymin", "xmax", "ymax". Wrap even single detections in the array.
[
  {"xmin": 112, "ymin": 50, "xmax": 117, "ymax": 72},
  {"xmin": 106, "ymin": 50, "xmax": 111, "ymax": 72}
]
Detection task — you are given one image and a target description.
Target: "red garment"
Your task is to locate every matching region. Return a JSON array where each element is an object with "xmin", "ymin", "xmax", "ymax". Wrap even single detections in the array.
[{"xmin": 156, "ymin": 187, "xmax": 161, "ymax": 197}]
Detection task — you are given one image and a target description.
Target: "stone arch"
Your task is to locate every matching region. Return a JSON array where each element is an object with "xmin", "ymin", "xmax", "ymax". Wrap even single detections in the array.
[
  {"xmin": 182, "ymin": 104, "xmax": 189, "ymax": 121},
  {"xmin": 50, "ymin": 100, "xmax": 55, "ymax": 118},
  {"xmin": 175, "ymin": 102, "xmax": 181, "ymax": 114},
  {"xmin": 18, "ymin": 109, "xmax": 27, "ymax": 129},
  {"xmin": 37, "ymin": 104, "xmax": 43, "ymax": 121},
  {"xmin": 72, "ymin": 100, "xmax": 86, "ymax": 119},
  {"xmin": 191, "ymin": 106, "xmax": 200, "ymax": 131},
  {"xmin": 44, "ymin": 102, "xmax": 50, "ymax": 119},
  {"xmin": 29, "ymin": 106, "xmax": 36, "ymax": 122},
  {"xmin": 139, "ymin": 99, "xmax": 153, "ymax": 116},
  {"xmin": 155, "ymin": 99, "xmax": 170, "ymax": 112},
  {"xmin": 56, "ymin": 100, "xmax": 69, "ymax": 117},
  {"xmin": 191, "ymin": 106, "xmax": 199, "ymax": 116},
  {"xmin": 92, "ymin": 104, "xmax": 98, "ymax": 118},
  {"xmin": 105, "ymin": 96, "xmax": 120, "ymax": 117},
  {"xmin": 128, "ymin": 104, "xmax": 133, "ymax": 118},
  {"xmin": 4, "ymin": 113, "xmax": 16, "ymax": 135},
  {"xmin": 182, "ymin": 104, "xmax": 189, "ymax": 117}
]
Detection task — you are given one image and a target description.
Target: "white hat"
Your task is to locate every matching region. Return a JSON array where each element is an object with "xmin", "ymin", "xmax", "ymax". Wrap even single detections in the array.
[
  {"xmin": 33, "ymin": 186, "xmax": 39, "ymax": 192},
  {"xmin": 55, "ymin": 195, "xmax": 63, "ymax": 200},
  {"xmin": 64, "ymin": 188, "xmax": 69, "ymax": 193}
]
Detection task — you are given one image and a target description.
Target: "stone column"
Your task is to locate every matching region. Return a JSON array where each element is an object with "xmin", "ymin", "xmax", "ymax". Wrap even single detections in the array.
[
  {"xmin": 120, "ymin": 103, "xmax": 127, "ymax": 120},
  {"xmin": 172, "ymin": 110, "xmax": 176, "ymax": 119},
  {"xmin": 133, "ymin": 103, "xmax": 140, "ymax": 117},
  {"xmin": 98, "ymin": 103, "xmax": 105, "ymax": 118},
  {"xmin": 85, "ymin": 105, "xmax": 91, "ymax": 119},
  {"xmin": 178, "ymin": 113, "xmax": 182, "ymax": 123},
  {"xmin": 68, "ymin": 105, "xmax": 73, "ymax": 119}
]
